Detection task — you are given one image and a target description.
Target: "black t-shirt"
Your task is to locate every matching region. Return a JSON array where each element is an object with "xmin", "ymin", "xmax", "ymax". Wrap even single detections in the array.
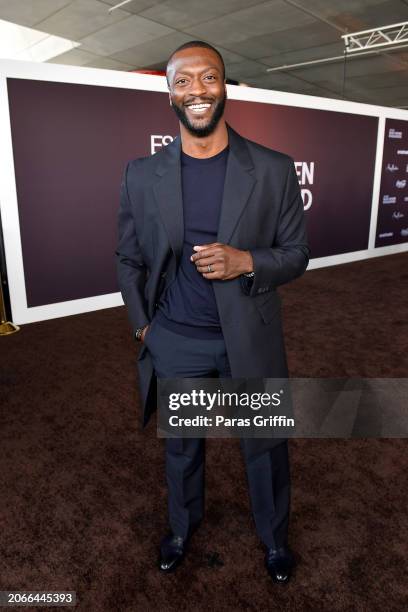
[{"xmin": 155, "ymin": 146, "xmax": 229, "ymax": 339}]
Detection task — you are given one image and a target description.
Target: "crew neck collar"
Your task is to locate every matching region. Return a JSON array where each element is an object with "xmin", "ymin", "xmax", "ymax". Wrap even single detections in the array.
[{"xmin": 181, "ymin": 145, "xmax": 229, "ymax": 164}]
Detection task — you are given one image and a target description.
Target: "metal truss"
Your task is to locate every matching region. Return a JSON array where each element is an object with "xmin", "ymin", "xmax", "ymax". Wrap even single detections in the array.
[
  {"xmin": 267, "ymin": 21, "xmax": 408, "ymax": 73},
  {"xmin": 342, "ymin": 21, "xmax": 408, "ymax": 53}
]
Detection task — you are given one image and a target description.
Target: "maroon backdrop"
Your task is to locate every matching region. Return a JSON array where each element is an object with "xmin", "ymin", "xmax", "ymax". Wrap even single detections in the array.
[
  {"xmin": 376, "ymin": 118, "xmax": 408, "ymax": 247},
  {"xmin": 7, "ymin": 79, "xmax": 378, "ymax": 308},
  {"xmin": 226, "ymin": 100, "xmax": 377, "ymax": 259}
]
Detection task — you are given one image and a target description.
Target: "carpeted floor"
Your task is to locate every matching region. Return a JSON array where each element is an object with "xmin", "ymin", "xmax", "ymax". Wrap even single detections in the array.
[{"xmin": 1, "ymin": 252, "xmax": 407, "ymax": 611}]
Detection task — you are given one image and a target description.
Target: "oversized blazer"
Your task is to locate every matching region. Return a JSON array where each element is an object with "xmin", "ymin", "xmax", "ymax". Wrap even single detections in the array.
[{"xmin": 116, "ymin": 123, "xmax": 310, "ymax": 439}]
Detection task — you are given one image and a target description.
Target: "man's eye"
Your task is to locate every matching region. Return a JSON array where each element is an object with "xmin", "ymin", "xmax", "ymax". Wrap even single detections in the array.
[
  {"xmin": 205, "ymin": 75, "xmax": 215, "ymax": 80},
  {"xmin": 176, "ymin": 79, "xmax": 187, "ymax": 85}
]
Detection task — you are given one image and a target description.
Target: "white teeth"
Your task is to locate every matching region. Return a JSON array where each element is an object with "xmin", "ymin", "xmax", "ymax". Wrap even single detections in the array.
[
  {"xmin": 187, "ymin": 103, "xmax": 211, "ymax": 114},
  {"xmin": 188, "ymin": 104, "xmax": 211, "ymax": 110}
]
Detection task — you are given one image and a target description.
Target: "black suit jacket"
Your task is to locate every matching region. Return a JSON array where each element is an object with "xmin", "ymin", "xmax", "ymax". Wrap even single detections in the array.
[{"xmin": 116, "ymin": 123, "xmax": 310, "ymax": 432}]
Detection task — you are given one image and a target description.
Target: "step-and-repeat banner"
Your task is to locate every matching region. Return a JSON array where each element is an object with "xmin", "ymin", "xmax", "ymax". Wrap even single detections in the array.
[
  {"xmin": 376, "ymin": 119, "xmax": 408, "ymax": 247},
  {"xmin": 0, "ymin": 64, "xmax": 407, "ymax": 323}
]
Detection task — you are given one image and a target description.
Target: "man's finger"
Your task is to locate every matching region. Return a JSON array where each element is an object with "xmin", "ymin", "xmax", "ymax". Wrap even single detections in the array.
[
  {"xmin": 193, "ymin": 242, "xmax": 221, "ymax": 251},
  {"xmin": 197, "ymin": 263, "xmax": 219, "ymax": 274},
  {"xmin": 193, "ymin": 254, "xmax": 221, "ymax": 266},
  {"xmin": 201, "ymin": 270, "xmax": 221, "ymax": 279},
  {"xmin": 191, "ymin": 247, "xmax": 223, "ymax": 262}
]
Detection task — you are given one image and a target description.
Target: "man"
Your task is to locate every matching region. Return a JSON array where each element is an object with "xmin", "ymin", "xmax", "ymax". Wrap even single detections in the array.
[{"xmin": 116, "ymin": 41, "xmax": 309, "ymax": 583}]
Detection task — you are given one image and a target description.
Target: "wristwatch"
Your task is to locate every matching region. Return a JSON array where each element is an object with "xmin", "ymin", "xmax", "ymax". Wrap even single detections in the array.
[
  {"xmin": 135, "ymin": 325, "xmax": 148, "ymax": 341},
  {"xmin": 243, "ymin": 272, "xmax": 255, "ymax": 277}
]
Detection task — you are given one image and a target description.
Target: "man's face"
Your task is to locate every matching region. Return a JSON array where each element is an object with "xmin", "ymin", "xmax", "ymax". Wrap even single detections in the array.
[{"xmin": 167, "ymin": 47, "xmax": 227, "ymax": 138}]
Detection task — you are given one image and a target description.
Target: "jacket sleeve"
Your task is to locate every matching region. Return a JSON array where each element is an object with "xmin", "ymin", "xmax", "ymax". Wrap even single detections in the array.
[
  {"xmin": 240, "ymin": 157, "xmax": 310, "ymax": 297},
  {"xmin": 115, "ymin": 161, "xmax": 150, "ymax": 335}
]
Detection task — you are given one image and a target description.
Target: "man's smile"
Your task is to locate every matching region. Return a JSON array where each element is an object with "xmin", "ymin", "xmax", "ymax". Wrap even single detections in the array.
[
  {"xmin": 187, "ymin": 103, "xmax": 211, "ymax": 114},
  {"xmin": 185, "ymin": 101, "xmax": 213, "ymax": 115}
]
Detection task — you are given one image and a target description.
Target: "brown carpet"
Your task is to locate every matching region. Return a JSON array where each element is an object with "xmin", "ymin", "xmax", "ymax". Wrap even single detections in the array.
[{"xmin": 1, "ymin": 252, "xmax": 407, "ymax": 611}]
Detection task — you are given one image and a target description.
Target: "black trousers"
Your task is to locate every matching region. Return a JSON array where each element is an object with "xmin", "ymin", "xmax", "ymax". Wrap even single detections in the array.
[{"xmin": 144, "ymin": 317, "xmax": 291, "ymax": 549}]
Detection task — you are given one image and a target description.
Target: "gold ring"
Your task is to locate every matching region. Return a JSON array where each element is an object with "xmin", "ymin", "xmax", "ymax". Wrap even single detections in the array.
[{"xmin": 208, "ymin": 264, "xmax": 212, "ymax": 273}]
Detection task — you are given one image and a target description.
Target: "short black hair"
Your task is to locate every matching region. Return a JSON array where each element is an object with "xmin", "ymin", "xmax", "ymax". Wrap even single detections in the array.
[{"xmin": 166, "ymin": 41, "xmax": 226, "ymax": 82}]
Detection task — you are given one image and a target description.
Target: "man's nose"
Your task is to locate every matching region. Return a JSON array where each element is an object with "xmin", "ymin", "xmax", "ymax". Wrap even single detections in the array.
[{"xmin": 189, "ymin": 77, "xmax": 207, "ymax": 97}]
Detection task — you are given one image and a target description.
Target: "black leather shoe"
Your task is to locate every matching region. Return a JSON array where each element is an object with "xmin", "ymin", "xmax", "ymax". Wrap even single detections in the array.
[
  {"xmin": 265, "ymin": 546, "xmax": 295, "ymax": 584},
  {"xmin": 159, "ymin": 534, "xmax": 187, "ymax": 572}
]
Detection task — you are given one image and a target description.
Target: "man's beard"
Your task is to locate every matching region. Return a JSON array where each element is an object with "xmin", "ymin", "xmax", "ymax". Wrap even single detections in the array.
[{"xmin": 171, "ymin": 93, "xmax": 226, "ymax": 138}]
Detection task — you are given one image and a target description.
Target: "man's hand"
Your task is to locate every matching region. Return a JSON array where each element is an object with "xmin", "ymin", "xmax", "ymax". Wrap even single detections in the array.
[
  {"xmin": 141, "ymin": 325, "xmax": 149, "ymax": 343},
  {"xmin": 190, "ymin": 243, "xmax": 253, "ymax": 280}
]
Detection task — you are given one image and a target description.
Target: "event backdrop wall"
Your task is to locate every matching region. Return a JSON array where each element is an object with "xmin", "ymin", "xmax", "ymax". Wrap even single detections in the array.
[{"xmin": 0, "ymin": 60, "xmax": 407, "ymax": 325}]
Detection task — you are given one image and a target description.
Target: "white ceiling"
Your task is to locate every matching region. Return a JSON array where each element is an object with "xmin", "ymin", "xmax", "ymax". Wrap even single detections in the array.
[{"xmin": 0, "ymin": 0, "xmax": 407, "ymax": 107}]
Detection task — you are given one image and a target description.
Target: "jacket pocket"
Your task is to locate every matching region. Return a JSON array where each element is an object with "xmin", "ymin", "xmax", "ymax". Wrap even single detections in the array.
[
  {"xmin": 137, "ymin": 318, "xmax": 155, "ymax": 360},
  {"xmin": 254, "ymin": 291, "xmax": 281, "ymax": 324},
  {"xmin": 143, "ymin": 320, "xmax": 155, "ymax": 346},
  {"xmin": 138, "ymin": 343, "xmax": 148, "ymax": 361}
]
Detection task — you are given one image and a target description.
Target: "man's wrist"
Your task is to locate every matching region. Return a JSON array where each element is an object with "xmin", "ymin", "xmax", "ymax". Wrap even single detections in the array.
[
  {"xmin": 242, "ymin": 250, "xmax": 254, "ymax": 275},
  {"xmin": 135, "ymin": 325, "xmax": 148, "ymax": 341}
]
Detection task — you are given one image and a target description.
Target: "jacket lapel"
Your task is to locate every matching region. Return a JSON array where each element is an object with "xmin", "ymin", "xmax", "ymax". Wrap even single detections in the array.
[
  {"xmin": 152, "ymin": 123, "xmax": 256, "ymax": 261},
  {"xmin": 153, "ymin": 135, "xmax": 184, "ymax": 262},
  {"xmin": 217, "ymin": 124, "xmax": 257, "ymax": 245}
]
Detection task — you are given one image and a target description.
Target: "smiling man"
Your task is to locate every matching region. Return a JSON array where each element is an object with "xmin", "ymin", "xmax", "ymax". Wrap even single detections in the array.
[
  {"xmin": 169, "ymin": 47, "xmax": 226, "ymax": 139},
  {"xmin": 116, "ymin": 41, "xmax": 310, "ymax": 584}
]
